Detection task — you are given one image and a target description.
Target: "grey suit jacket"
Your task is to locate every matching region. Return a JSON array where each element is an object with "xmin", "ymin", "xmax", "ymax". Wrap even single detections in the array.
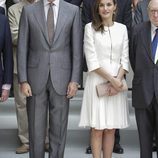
[
  {"xmin": 130, "ymin": 21, "xmax": 158, "ymax": 108},
  {"xmin": 133, "ymin": 0, "xmax": 149, "ymax": 25},
  {"xmin": 17, "ymin": 0, "xmax": 82, "ymax": 95}
]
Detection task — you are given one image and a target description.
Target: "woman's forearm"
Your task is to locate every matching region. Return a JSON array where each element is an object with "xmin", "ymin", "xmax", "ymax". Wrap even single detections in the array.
[
  {"xmin": 93, "ymin": 68, "xmax": 113, "ymax": 82},
  {"xmin": 117, "ymin": 66, "xmax": 127, "ymax": 80}
]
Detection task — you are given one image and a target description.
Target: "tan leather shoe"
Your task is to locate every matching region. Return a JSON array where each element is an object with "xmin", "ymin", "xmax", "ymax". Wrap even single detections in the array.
[{"xmin": 16, "ymin": 144, "xmax": 29, "ymax": 154}]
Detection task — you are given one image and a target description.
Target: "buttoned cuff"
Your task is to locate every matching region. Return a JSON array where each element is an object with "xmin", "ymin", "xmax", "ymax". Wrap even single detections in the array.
[{"xmin": 2, "ymin": 84, "xmax": 11, "ymax": 90}]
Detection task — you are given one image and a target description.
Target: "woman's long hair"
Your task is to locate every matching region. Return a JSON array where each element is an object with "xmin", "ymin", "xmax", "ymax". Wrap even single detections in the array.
[{"xmin": 92, "ymin": 0, "xmax": 117, "ymax": 32}]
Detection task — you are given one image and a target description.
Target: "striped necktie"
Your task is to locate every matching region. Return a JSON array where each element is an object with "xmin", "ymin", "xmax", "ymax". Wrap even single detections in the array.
[
  {"xmin": 47, "ymin": 1, "xmax": 54, "ymax": 43},
  {"xmin": 151, "ymin": 28, "xmax": 158, "ymax": 61}
]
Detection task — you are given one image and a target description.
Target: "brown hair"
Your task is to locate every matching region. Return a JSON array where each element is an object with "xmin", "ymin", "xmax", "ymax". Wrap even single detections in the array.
[{"xmin": 92, "ymin": 0, "xmax": 117, "ymax": 32}]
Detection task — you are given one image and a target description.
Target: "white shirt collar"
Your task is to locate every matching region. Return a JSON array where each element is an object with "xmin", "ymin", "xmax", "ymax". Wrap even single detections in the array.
[
  {"xmin": 151, "ymin": 23, "xmax": 158, "ymax": 35},
  {"xmin": 43, "ymin": 0, "xmax": 60, "ymax": 8},
  {"xmin": 151, "ymin": 23, "xmax": 158, "ymax": 64}
]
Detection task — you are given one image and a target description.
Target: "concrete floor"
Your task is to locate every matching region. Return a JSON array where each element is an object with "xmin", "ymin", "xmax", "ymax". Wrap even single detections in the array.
[{"xmin": 0, "ymin": 94, "xmax": 157, "ymax": 158}]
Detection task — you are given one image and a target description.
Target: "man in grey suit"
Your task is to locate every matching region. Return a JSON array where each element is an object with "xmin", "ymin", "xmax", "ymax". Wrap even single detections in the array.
[
  {"xmin": 8, "ymin": 0, "xmax": 50, "ymax": 154},
  {"xmin": 130, "ymin": 0, "xmax": 158, "ymax": 157},
  {"xmin": 17, "ymin": 0, "xmax": 82, "ymax": 157}
]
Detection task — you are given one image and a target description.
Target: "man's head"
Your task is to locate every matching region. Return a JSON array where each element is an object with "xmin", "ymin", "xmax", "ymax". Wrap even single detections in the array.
[{"xmin": 148, "ymin": 0, "xmax": 158, "ymax": 26}]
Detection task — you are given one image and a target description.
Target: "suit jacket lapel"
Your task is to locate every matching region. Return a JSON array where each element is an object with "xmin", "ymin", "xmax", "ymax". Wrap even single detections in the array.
[
  {"xmin": 141, "ymin": 21, "xmax": 153, "ymax": 63},
  {"xmin": 18, "ymin": 5, "xmax": 23, "ymax": 14},
  {"xmin": 33, "ymin": 1, "xmax": 50, "ymax": 46},
  {"xmin": 18, "ymin": 0, "xmax": 30, "ymax": 14},
  {"xmin": 53, "ymin": 0, "xmax": 67, "ymax": 45}
]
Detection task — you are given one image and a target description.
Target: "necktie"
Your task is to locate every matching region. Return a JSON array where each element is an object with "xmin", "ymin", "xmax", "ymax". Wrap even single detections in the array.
[
  {"xmin": 151, "ymin": 28, "xmax": 158, "ymax": 61},
  {"xmin": 47, "ymin": 2, "xmax": 54, "ymax": 43}
]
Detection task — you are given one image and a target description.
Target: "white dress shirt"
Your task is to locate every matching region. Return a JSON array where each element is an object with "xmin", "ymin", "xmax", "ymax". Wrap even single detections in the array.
[
  {"xmin": 0, "ymin": 0, "xmax": 6, "ymax": 9},
  {"xmin": 43, "ymin": 0, "xmax": 59, "ymax": 29},
  {"xmin": 151, "ymin": 24, "xmax": 158, "ymax": 64}
]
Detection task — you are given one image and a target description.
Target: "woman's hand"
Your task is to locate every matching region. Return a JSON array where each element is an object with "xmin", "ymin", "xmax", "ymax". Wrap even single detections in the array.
[
  {"xmin": 108, "ymin": 84, "xmax": 119, "ymax": 96},
  {"xmin": 110, "ymin": 77, "xmax": 123, "ymax": 91}
]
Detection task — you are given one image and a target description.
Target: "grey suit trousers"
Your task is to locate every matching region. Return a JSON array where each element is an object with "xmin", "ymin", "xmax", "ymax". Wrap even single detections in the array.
[
  {"xmin": 14, "ymin": 74, "xmax": 49, "ymax": 146},
  {"xmin": 27, "ymin": 76, "xmax": 69, "ymax": 158}
]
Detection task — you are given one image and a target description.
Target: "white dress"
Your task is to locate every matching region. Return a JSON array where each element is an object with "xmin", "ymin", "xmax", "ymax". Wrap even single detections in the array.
[{"xmin": 79, "ymin": 22, "xmax": 130, "ymax": 130}]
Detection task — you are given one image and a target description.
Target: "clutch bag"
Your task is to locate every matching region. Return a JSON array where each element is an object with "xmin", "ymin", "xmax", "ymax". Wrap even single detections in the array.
[{"xmin": 96, "ymin": 79, "xmax": 128, "ymax": 97}]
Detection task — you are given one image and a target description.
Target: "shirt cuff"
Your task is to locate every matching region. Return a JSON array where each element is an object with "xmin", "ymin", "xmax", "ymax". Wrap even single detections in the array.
[{"xmin": 2, "ymin": 84, "xmax": 11, "ymax": 90}]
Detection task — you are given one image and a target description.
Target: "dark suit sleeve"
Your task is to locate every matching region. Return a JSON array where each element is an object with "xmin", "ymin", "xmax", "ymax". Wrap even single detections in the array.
[
  {"xmin": 129, "ymin": 26, "xmax": 137, "ymax": 72},
  {"xmin": 133, "ymin": 2, "xmax": 143, "ymax": 25},
  {"xmin": 71, "ymin": 7, "xmax": 83, "ymax": 84},
  {"xmin": 82, "ymin": 0, "xmax": 94, "ymax": 27},
  {"xmin": 17, "ymin": 7, "xmax": 29, "ymax": 83},
  {"xmin": 2, "ymin": 17, "xmax": 13, "ymax": 84},
  {"xmin": 0, "ymin": 6, "xmax": 5, "ymax": 15},
  {"xmin": 6, "ymin": 0, "xmax": 15, "ymax": 10},
  {"xmin": 123, "ymin": 0, "xmax": 132, "ymax": 37},
  {"xmin": 64, "ymin": 0, "xmax": 82, "ymax": 6}
]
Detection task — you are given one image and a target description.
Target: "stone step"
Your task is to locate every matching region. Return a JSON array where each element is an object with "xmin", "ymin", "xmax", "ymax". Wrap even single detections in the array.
[
  {"xmin": 0, "ymin": 129, "xmax": 139, "ymax": 150},
  {"xmin": 0, "ymin": 91, "xmax": 139, "ymax": 155}
]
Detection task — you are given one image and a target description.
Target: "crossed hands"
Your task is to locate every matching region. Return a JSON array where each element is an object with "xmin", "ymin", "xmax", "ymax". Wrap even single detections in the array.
[{"xmin": 106, "ymin": 77, "xmax": 123, "ymax": 96}]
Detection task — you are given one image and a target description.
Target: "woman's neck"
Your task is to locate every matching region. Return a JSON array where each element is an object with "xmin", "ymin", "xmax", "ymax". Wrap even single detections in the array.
[{"xmin": 102, "ymin": 20, "xmax": 114, "ymax": 27}]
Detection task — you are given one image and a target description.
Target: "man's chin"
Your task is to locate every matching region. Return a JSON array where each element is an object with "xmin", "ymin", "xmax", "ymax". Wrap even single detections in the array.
[{"xmin": 152, "ymin": 22, "xmax": 158, "ymax": 27}]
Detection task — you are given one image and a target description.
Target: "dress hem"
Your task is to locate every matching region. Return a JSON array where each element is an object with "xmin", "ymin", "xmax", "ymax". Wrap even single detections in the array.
[{"xmin": 79, "ymin": 124, "xmax": 130, "ymax": 130}]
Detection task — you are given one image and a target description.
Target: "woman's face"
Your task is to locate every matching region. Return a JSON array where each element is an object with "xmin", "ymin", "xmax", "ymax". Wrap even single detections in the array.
[{"xmin": 98, "ymin": 0, "xmax": 116, "ymax": 22}]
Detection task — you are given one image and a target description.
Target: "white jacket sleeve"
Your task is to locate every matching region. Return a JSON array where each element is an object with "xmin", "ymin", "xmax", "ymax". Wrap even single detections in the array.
[
  {"xmin": 120, "ymin": 26, "xmax": 129, "ymax": 72},
  {"xmin": 84, "ymin": 23, "xmax": 100, "ymax": 72}
]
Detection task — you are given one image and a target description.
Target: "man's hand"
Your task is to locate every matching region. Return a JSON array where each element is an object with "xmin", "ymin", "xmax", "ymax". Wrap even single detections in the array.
[
  {"xmin": 20, "ymin": 82, "xmax": 32, "ymax": 97},
  {"xmin": 0, "ymin": 89, "xmax": 10, "ymax": 102},
  {"xmin": 67, "ymin": 82, "xmax": 78, "ymax": 99}
]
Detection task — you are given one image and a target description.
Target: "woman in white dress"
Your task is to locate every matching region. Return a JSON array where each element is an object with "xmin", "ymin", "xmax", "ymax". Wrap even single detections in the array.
[{"xmin": 79, "ymin": 0, "xmax": 130, "ymax": 157}]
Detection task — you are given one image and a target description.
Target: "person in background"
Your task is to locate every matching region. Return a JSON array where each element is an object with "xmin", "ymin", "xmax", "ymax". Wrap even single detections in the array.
[
  {"xmin": 132, "ymin": 0, "xmax": 140, "ymax": 9},
  {"xmin": 79, "ymin": 0, "xmax": 130, "ymax": 158},
  {"xmin": 130, "ymin": 0, "xmax": 158, "ymax": 157},
  {"xmin": 0, "ymin": 11, "xmax": 13, "ymax": 103},
  {"xmin": 133, "ymin": 0, "xmax": 149, "ymax": 25},
  {"xmin": 6, "ymin": 0, "xmax": 15, "ymax": 10}
]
